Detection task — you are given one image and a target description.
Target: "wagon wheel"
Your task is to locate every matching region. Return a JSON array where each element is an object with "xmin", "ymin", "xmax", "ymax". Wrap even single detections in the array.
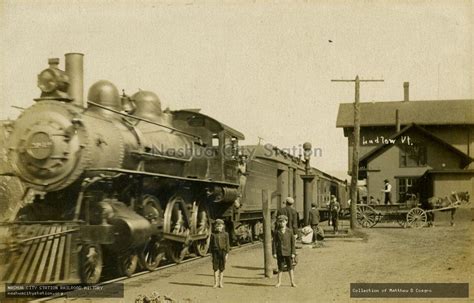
[
  {"xmin": 356, "ymin": 205, "xmax": 378, "ymax": 228},
  {"xmin": 406, "ymin": 207, "xmax": 427, "ymax": 228},
  {"xmin": 79, "ymin": 243, "xmax": 103, "ymax": 283},
  {"xmin": 139, "ymin": 236, "xmax": 165, "ymax": 271},
  {"xmin": 191, "ymin": 202, "xmax": 211, "ymax": 256},
  {"xmin": 163, "ymin": 195, "xmax": 190, "ymax": 263},
  {"xmin": 397, "ymin": 217, "xmax": 407, "ymax": 228},
  {"xmin": 117, "ymin": 250, "xmax": 138, "ymax": 277}
]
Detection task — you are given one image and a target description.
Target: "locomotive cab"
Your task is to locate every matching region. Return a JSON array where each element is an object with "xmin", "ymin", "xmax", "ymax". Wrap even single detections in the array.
[{"xmin": 173, "ymin": 110, "xmax": 244, "ymax": 185}]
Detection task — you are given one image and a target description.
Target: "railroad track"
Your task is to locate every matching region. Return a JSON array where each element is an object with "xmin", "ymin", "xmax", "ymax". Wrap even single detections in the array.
[{"xmin": 31, "ymin": 241, "xmax": 261, "ymax": 302}]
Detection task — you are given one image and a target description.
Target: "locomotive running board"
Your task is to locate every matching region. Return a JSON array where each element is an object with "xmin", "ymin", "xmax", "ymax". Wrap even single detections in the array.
[
  {"xmin": 86, "ymin": 168, "xmax": 239, "ymax": 187},
  {"xmin": 0, "ymin": 223, "xmax": 81, "ymax": 284}
]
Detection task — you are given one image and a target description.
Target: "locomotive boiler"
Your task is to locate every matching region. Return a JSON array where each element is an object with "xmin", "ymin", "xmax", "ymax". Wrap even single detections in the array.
[{"xmin": 1, "ymin": 53, "xmax": 243, "ymax": 283}]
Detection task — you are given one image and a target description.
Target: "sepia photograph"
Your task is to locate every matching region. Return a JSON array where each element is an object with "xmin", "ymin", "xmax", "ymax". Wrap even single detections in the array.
[{"xmin": 0, "ymin": 1, "xmax": 472, "ymax": 302}]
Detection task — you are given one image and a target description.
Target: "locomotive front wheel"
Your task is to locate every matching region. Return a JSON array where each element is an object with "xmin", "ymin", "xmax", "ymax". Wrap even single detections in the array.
[
  {"xmin": 406, "ymin": 207, "xmax": 427, "ymax": 228},
  {"xmin": 117, "ymin": 251, "xmax": 138, "ymax": 277},
  {"xmin": 140, "ymin": 237, "xmax": 165, "ymax": 271},
  {"xmin": 79, "ymin": 243, "xmax": 103, "ymax": 284},
  {"xmin": 191, "ymin": 202, "xmax": 211, "ymax": 256},
  {"xmin": 356, "ymin": 205, "xmax": 378, "ymax": 228}
]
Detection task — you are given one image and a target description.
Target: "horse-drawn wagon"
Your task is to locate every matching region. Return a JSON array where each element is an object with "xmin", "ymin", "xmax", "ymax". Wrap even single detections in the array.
[{"xmin": 356, "ymin": 192, "xmax": 469, "ymax": 228}]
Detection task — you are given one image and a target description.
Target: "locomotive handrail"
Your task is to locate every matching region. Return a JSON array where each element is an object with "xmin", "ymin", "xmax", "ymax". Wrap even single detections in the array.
[
  {"xmin": 87, "ymin": 101, "xmax": 202, "ymax": 142},
  {"xmin": 86, "ymin": 168, "xmax": 240, "ymax": 187},
  {"xmin": 130, "ymin": 150, "xmax": 193, "ymax": 162}
]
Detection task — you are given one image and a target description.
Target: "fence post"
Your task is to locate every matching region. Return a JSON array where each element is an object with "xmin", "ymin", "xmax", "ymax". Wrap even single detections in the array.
[{"xmin": 262, "ymin": 189, "xmax": 273, "ymax": 278}]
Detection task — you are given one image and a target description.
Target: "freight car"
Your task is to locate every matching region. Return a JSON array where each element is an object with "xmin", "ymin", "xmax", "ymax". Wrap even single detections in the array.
[{"xmin": 0, "ymin": 53, "xmax": 347, "ymax": 285}]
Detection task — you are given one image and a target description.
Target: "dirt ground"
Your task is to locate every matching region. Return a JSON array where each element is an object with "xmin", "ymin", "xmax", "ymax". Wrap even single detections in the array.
[{"xmin": 24, "ymin": 206, "xmax": 474, "ymax": 303}]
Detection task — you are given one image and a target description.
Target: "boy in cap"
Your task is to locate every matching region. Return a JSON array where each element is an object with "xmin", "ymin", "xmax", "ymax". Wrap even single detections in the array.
[
  {"xmin": 272, "ymin": 215, "xmax": 297, "ymax": 288},
  {"xmin": 210, "ymin": 219, "xmax": 230, "ymax": 288},
  {"xmin": 276, "ymin": 197, "xmax": 298, "ymax": 237}
]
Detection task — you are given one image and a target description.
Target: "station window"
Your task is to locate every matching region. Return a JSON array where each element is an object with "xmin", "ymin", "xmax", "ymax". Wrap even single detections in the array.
[
  {"xmin": 399, "ymin": 145, "xmax": 427, "ymax": 167},
  {"xmin": 397, "ymin": 177, "xmax": 418, "ymax": 202}
]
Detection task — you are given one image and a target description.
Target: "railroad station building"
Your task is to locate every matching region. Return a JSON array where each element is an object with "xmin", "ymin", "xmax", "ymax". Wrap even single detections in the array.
[{"xmin": 336, "ymin": 85, "xmax": 474, "ymax": 203}]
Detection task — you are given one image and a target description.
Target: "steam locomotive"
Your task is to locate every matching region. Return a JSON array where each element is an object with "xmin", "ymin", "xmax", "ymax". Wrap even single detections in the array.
[{"xmin": 0, "ymin": 53, "xmax": 347, "ymax": 284}]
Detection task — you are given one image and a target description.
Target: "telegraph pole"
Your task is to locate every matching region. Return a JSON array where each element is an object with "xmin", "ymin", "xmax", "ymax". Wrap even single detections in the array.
[{"xmin": 332, "ymin": 76, "xmax": 384, "ymax": 229}]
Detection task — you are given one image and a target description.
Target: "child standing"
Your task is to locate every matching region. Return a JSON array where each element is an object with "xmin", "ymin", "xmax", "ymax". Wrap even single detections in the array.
[
  {"xmin": 210, "ymin": 219, "xmax": 230, "ymax": 288},
  {"xmin": 272, "ymin": 215, "xmax": 297, "ymax": 288}
]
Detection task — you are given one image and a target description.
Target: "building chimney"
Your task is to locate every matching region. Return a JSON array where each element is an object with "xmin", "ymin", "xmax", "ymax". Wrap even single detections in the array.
[
  {"xmin": 403, "ymin": 82, "xmax": 409, "ymax": 102},
  {"xmin": 65, "ymin": 53, "xmax": 85, "ymax": 108}
]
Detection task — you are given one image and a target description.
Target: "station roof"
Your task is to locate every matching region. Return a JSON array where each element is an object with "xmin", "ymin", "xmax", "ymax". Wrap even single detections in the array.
[
  {"xmin": 359, "ymin": 123, "xmax": 473, "ymax": 166},
  {"xmin": 336, "ymin": 99, "xmax": 474, "ymax": 128}
]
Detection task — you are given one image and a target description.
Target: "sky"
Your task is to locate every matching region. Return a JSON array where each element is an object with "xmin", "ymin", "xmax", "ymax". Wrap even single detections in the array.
[{"xmin": 0, "ymin": 0, "xmax": 472, "ymax": 180}]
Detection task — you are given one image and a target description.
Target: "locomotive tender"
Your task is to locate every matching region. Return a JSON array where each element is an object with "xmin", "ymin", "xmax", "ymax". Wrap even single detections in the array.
[{"xmin": 0, "ymin": 53, "xmax": 347, "ymax": 284}]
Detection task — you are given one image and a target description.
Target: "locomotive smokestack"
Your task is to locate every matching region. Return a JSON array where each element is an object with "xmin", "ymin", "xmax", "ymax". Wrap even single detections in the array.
[{"xmin": 65, "ymin": 53, "xmax": 85, "ymax": 108}]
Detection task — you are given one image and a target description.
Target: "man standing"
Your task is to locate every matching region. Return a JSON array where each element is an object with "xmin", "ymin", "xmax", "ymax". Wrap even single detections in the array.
[
  {"xmin": 382, "ymin": 179, "xmax": 392, "ymax": 205},
  {"xmin": 329, "ymin": 195, "xmax": 340, "ymax": 234},
  {"xmin": 308, "ymin": 202, "xmax": 320, "ymax": 243},
  {"xmin": 276, "ymin": 197, "xmax": 298, "ymax": 237},
  {"xmin": 234, "ymin": 154, "xmax": 248, "ymax": 209}
]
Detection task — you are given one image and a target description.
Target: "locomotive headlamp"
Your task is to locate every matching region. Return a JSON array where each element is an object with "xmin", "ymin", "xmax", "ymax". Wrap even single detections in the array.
[
  {"xmin": 37, "ymin": 69, "xmax": 59, "ymax": 93},
  {"xmin": 36, "ymin": 57, "xmax": 70, "ymax": 99}
]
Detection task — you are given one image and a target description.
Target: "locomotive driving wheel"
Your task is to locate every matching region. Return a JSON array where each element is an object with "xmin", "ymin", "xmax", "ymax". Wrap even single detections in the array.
[
  {"xmin": 163, "ymin": 195, "xmax": 190, "ymax": 264},
  {"xmin": 356, "ymin": 205, "xmax": 378, "ymax": 228},
  {"xmin": 140, "ymin": 236, "xmax": 165, "ymax": 271},
  {"xmin": 406, "ymin": 207, "xmax": 427, "ymax": 228},
  {"xmin": 191, "ymin": 202, "xmax": 211, "ymax": 256},
  {"xmin": 79, "ymin": 243, "xmax": 103, "ymax": 284}
]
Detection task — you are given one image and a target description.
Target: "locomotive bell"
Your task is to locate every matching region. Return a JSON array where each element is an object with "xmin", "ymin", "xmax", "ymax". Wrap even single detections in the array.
[
  {"xmin": 87, "ymin": 80, "xmax": 121, "ymax": 111},
  {"xmin": 131, "ymin": 91, "xmax": 162, "ymax": 121}
]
